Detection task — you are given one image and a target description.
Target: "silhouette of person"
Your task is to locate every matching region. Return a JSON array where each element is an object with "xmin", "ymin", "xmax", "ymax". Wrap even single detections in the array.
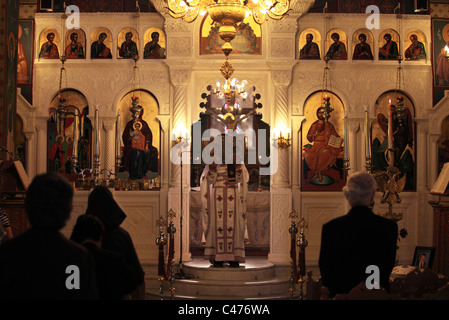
[
  {"xmin": 70, "ymin": 214, "xmax": 141, "ymax": 299},
  {"xmin": 319, "ymin": 172, "xmax": 398, "ymax": 298},
  {"xmin": 0, "ymin": 172, "xmax": 98, "ymax": 299}
]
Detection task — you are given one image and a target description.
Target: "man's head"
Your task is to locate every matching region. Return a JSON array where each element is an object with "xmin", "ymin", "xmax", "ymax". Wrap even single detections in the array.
[
  {"xmin": 25, "ymin": 173, "xmax": 74, "ymax": 230},
  {"xmin": 359, "ymin": 33, "xmax": 367, "ymax": 43},
  {"xmin": 331, "ymin": 33, "xmax": 340, "ymax": 42},
  {"xmin": 306, "ymin": 33, "xmax": 313, "ymax": 43},
  {"xmin": 47, "ymin": 32, "xmax": 55, "ymax": 42},
  {"xmin": 316, "ymin": 107, "xmax": 326, "ymax": 121},
  {"xmin": 99, "ymin": 32, "xmax": 107, "ymax": 43},
  {"xmin": 384, "ymin": 33, "xmax": 392, "ymax": 43},
  {"xmin": 410, "ymin": 34, "xmax": 418, "ymax": 43},
  {"xmin": 151, "ymin": 32, "xmax": 160, "ymax": 42},
  {"xmin": 125, "ymin": 32, "xmax": 133, "ymax": 41},
  {"xmin": 343, "ymin": 172, "xmax": 377, "ymax": 207},
  {"xmin": 70, "ymin": 32, "xmax": 78, "ymax": 42}
]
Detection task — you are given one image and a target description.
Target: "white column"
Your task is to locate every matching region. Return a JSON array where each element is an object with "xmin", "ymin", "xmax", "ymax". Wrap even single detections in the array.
[
  {"xmin": 271, "ymin": 67, "xmax": 293, "ymax": 188},
  {"xmin": 103, "ymin": 118, "xmax": 115, "ymax": 175},
  {"xmin": 167, "ymin": 65, "xmax": 192, "ymax": 264},
  {"xmin": 167, "ymin": 66, "xmax": 191, "ymax": 187},
  {"xmin": 348, "ymin": 118, "xmax": 360, "ymax": 175}
]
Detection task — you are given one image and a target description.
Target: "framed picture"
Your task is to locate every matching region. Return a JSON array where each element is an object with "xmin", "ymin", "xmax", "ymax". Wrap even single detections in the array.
[{"xmin": 412, "ymin": 246, "xmax": 435, "ymax": 269}]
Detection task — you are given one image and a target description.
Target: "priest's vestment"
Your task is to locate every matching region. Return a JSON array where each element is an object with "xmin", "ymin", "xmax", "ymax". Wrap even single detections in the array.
[{"xmin": 200, "ymin": 164, "xmax": 249, "ymax": 262}]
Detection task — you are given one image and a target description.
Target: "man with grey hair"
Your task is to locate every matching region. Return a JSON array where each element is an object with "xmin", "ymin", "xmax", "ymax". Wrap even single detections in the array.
[{"xmin": 318, "ymin": 172, "xmax": 398, "ymax": 298}]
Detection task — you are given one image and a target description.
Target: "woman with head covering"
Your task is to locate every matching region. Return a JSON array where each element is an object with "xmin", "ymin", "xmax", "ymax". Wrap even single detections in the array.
[{"xmin": 85, "ymin": 186, "xmax": 144, "ymax": 287}]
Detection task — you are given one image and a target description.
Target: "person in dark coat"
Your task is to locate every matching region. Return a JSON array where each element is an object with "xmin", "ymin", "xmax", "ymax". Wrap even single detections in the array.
[
  {"xmin": 70, "ymin": 214, "xmax": 141, "ymax": 299},
  {"xmin": 85, "ymin": 186, "xmax": 144, "ymax": 287},
  {"xmin": 0, "ymin": 172, "xmax": 98, "ymax": 299},
  {"xmin": 318, "ymin": 172, "xmax": 398, "ymax": 298}
]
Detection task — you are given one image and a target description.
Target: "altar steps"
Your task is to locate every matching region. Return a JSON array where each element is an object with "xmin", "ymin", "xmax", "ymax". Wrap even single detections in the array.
[{"xmin": 149, "ymin": 257, "xmax": 297, "ymax": 300}]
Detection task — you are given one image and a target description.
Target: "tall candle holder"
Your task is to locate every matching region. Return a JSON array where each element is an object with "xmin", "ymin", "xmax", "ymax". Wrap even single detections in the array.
[{"xmin": 92, "ymin": 154, "xmax": 101, "ymax": 187}]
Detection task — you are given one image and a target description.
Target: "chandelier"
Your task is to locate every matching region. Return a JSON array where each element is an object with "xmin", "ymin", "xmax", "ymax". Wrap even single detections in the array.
[{"xmin": 165, "ymin": 0, "xmax": 291, "ymax": 56}]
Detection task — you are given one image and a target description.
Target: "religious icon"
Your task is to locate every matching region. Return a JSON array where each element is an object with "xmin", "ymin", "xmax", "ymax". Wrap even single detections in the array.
[
  {"xmin": 434, "ymin": 21, "xmax": 449, "ymax": 86},
  {"xmin": 118, "ymin": 93, "xmax": 160, "ymax": 181},
  {"xmin": 144, "ymin": 29, "xmax": 166, "ymax": 59},
  {"xmin": 118, "ymin": 29, "xmax": 139, "ymax": 59},
  {"xmin": 65, "ymin": 30, "xmax": 85, "ymax": 59},
  {"xmin": 47, "ymin": 90, "xmax": 91, "ymax": 181},
  {"xmin": 372, "ymin": 94, "xmax": 415, "ymax": 191},
  {"xmin": 39, "ymin": 29, "xmax": 60, "ymax": 59},
  {"xmin": 378, "ymin": 31, "xmax": 399, "ymax": 60},
  {"xmin": 325, "ymin": 31, "xmax": 347, "ymax": 60},
  {"xmin": 91, "ymin": 29, "xmax": 112, "ymax": 59},
  {"xmin": 299, "ymin": 30, "xmax": 320, "ymax": 60},
  {"xmin": 404, "ymin": 34, "xmax": 426, "ymax": 60},
  {"xmin": 352, "ymin": 32, "xmax": 373, "ymax": 60},
  {"xmin": 301, "ymin": 92, "xmax": 346, "ymax": 191},
  {"xmin": 200, "ymin": 15, "xmax": 261, "ymax": 55}
]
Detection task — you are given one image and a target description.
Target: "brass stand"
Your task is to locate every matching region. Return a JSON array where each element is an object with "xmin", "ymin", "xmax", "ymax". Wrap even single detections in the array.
[{"xmin": 92, "ymin": 154, "xmax": 100, "ymax": 187}]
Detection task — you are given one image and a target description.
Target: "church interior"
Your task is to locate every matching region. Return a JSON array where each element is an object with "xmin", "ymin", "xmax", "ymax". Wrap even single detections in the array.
[{"xmin": 2, "ymin": 0, "xmax": 449, "ymax": 300}]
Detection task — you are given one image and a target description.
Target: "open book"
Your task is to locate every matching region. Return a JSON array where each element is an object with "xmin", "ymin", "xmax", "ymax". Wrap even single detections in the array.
[
  {"xmin": 431, "ymin": 162, "xmax": 449, "ymax": 195},
  {"xmin": 328, "ymin": 135, "xmax": 343, "ymax": 148}
]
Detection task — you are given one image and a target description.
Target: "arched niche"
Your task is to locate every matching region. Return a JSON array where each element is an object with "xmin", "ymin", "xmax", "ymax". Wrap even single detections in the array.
[
  {"xmin": 325, "ymin": 28, "xmax": 348, "ymax": 60},
  {"xmin": 90, "ymin": 28, "xmax": 113, "ymax": 59},
  {"xmin": 352, "ymin": 28, "xmax": 374, "ymax": 60},
  {"xmin": 117, "ymin": 27, "xmax": 139, "ymax": 59},
  {"xmin": 143, "ymin": 28, "xmax": 166, "ymax": 59},
  {"xmin": 298, "ymin": 28, "xmax": 321, "ymax": 60},
  {"xmin": 38, "ymin": 27, "xmax": 61, "ymax": 59},
  {"xmin": 199, "ymin": 13, "xmax": 261, "ymax": 55},
  {"xmin": 117, "ymin": 90, "xmax": 161, "ymax": 182},
  {"xmin": 372, "ymin": 91, "xmax": 416, "ymax": 191},
  {"xmin": 48, "ymin": 89, "xmax": 91, "ymax": 181},
  {"xmin": 404, "ymin": 29, "xmax": 427, "ymax": 61},
  {"xmin": 64, "ymin": 28, "xmax": 86, "ymax": 59},
  {"xmin": 301, "ymin": 91, "xmax": 346, "ymax": 191},
  {"xmin": 378, "ymin": 29, "xmax": 400, "ymax": 60}
]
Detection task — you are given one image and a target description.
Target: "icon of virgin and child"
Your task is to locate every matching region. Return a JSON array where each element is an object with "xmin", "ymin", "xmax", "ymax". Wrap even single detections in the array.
[{"xmin": 122, "ymin": 98, "xmax": 158, "ymax": 180}]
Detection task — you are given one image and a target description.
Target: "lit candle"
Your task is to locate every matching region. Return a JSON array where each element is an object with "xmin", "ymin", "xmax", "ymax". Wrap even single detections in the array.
[
  {"xmin": 388, "ymin": 99, "xmax": 393, "ymax": 150},
  {"xmin": 72, "ymin": 109, "xmax": 79, "ymax": 158},
  {"xmin": 116, "ymin": 109, "xmax": 121, "ymax": 158},
  {"xmin": 344, "ymin": 112, "xmax": 348, "ymax": 160},
  {"xmin": 94, "ymin": 107, "xmax": 100, "ymax": 157},
  {"xmin": 364, "ymin": 106, "xmax": 371, "ymax": 159}
]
